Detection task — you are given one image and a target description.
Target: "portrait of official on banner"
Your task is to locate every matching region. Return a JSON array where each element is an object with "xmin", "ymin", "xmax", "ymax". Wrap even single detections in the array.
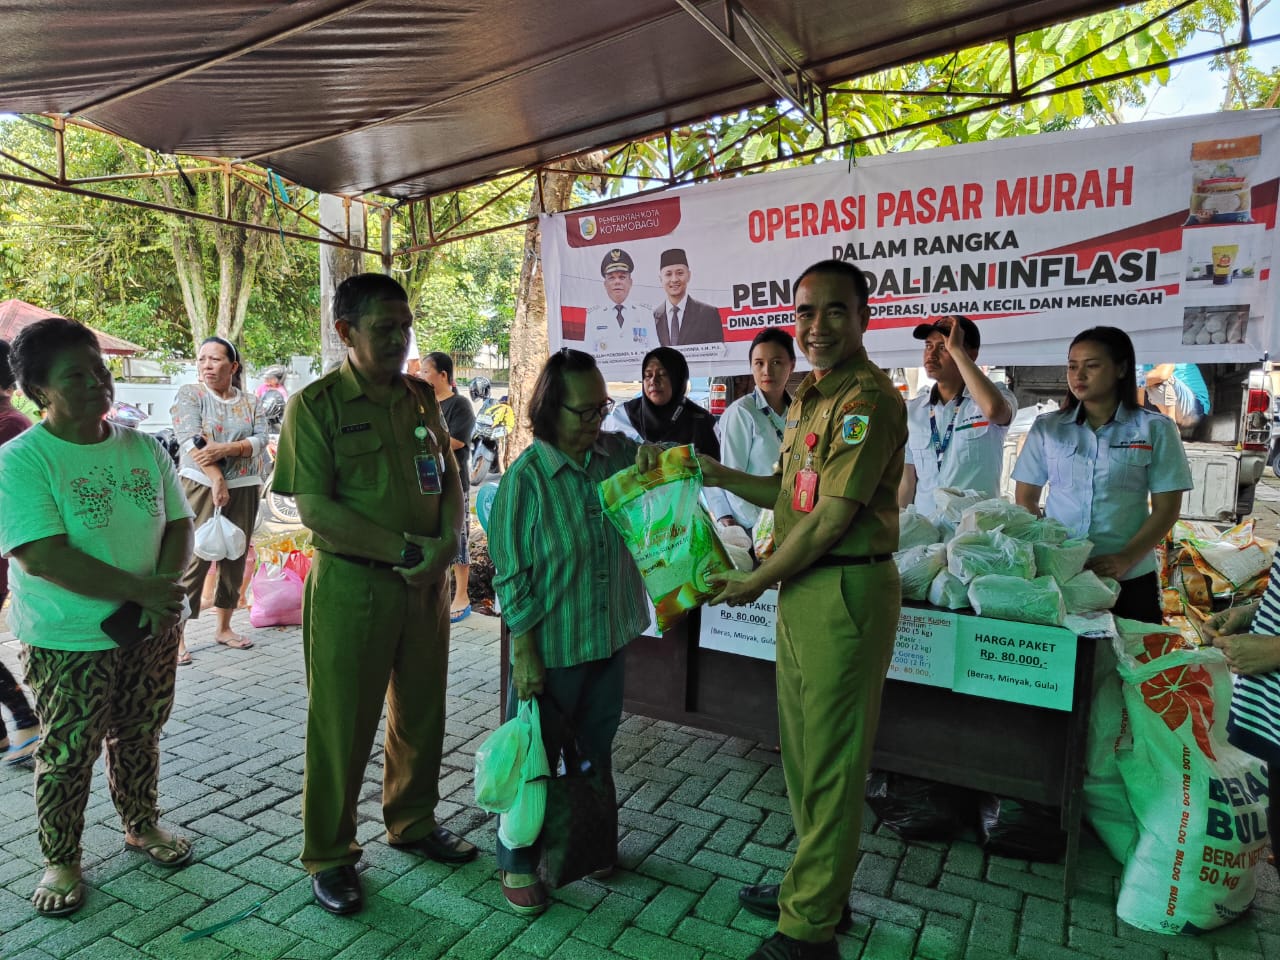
[{"xmin": 541, "ymin": 110, "xmax": 1280, "ymax": 378}]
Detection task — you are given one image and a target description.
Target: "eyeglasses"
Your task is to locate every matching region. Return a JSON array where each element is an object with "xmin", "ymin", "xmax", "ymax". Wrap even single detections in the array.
[{"xmin": 562, "ymin": 399, "xmax": 616, "ymax": 423}]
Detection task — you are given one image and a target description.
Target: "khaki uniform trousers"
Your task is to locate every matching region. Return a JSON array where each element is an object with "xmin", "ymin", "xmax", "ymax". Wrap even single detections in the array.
[
  {"xmin": 775, "ymin": 560, "xmax": 900, "ymax": 942},
  {"xmin": 300, "ymin": 550, "xmax": 450, "ymax": 874}
]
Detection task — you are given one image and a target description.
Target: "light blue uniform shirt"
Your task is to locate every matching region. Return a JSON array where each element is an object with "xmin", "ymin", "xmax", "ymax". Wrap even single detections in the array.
[
  {"xmin": 705, "ymin": 387, "xmax": 788, "ymax": 528},
  {"xmin": 1011, "ymin": 404, "xmax": 1192, "ymax": 579}
]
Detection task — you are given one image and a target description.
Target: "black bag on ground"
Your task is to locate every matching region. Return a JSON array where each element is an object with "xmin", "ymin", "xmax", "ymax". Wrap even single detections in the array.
[
  {"xmin": 977, "ymin": 793, "xmax": 1067, "ymax": 862},
  {"xmin": 865, "ymin": 769, "xmax": 979, "ymax": 842},
  {"xmin": 535, "ymin": 697, "xmax": 619, "ymax": 888},
  {"xmin": 538, "ymin": 759, "xmax": 618, "ymax": 888}
]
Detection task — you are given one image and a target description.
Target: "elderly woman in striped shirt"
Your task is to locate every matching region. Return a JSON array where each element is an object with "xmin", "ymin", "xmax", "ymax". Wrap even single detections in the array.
[
  {"xmin": 488, "ymin": 349, "xmax": 647, "ymax": 916},
  {"xmin": 1202, "ymin": 555, "xmax": 1280, "ymax": 877}
]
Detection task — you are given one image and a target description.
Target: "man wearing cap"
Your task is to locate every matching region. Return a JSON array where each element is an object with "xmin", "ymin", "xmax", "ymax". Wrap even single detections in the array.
[
  {"xmin": 587, "ymin": 248, "xmax": 655, "ymax": 357},
  {"xmin": 655, "ymin": 248, "xmax": 725, "ymax": 346},
  {"xmin": 898, "ymin": 316, "xmax": 1015, "ymax": 514}
]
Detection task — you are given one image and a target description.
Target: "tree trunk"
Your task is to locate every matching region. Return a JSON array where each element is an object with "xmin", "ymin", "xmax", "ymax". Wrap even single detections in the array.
[{"xmin": 507, "ymin": 156, "xmax": 604, "ymax": 464}]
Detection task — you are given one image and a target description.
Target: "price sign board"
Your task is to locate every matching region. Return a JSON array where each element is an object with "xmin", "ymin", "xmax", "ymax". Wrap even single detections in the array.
[
  {"xmin": 951, "ymin": 615, "xmax": 1077, "ymax": 710},
  {"xmin": 698, "ymin": 589, "xmax": 779, "ymax": 660},
  {"xmin": 697, "ymin": 599, "xmax": 1078, "ymax": 708},
  {"xmin": 889, "ymin": 609, "xmax": 957, "ymax": 688}
]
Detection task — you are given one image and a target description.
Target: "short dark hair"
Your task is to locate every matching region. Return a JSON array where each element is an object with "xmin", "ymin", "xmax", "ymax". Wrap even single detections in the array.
[
  {"xmin": 528, "ymin": 348, "xmax": 599, "ymax": 443},
  {"xmin": 10, "ymin": 317, "xmax": 100, "ymax": 403},
  {"xmin": 333, "ymin": 273, "xmax": 408, "ymax": 328},
  {"xmin": 0, "ymin": 339, "xmax": 15, "ymax": 392},
  {"xmin": 1068, "ymin": 326, "xmax": 1140, "ymax": 411},
  {"xmin": 749, "ymin": 326, "xmax": 795, "ymax": 362},
  {"xmin": 794, "ymin": 259, "xmax": 871, "ymax": 305},
  {"xmin": 425, "ymin": 351, "xmax": 454, "ymax": 385}
]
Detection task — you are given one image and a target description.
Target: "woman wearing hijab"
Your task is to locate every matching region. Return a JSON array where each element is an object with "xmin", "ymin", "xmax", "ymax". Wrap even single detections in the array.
[{"xmin": 603, "ymin": 347, "xmax": 720, "ymax": 457}]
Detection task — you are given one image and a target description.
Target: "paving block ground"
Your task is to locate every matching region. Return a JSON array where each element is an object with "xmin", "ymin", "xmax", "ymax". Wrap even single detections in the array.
[{"xmin": 1, "ymin": 608, "xmax": 1278, "ymax": 959}]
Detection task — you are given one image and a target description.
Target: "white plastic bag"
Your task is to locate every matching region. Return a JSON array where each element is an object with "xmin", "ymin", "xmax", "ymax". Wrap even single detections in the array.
[
  {"xmin": 898, "ymin": 505, "xmax": 942, "ymax": 551},
  {"xmin": 1083, "ymin": 669, "xmax": 1136, "ymax": 863},
  {"xmin": 947, "ymin": 529, "xmax": 1035, "ymax": 583},
  {"xmin": 193, "ymin": 507, "xmax": 246, "ymax": 562},
  {"xmin": 1032, "ymin": 538, "xmax": 1094, "ymax": 585},
  {"xmin": 1110, "ymin": 621, "xmax": 1269, "ymax": 934},
  {"xmin": 932, "ymin": 487, "xmax": 987, "ymax": 525},
  {"xmin": 926, "ymin": 570, "xmax": 969, "ymax": 610},
  {"xmin": 1020, "ymin": 516, "xmax": 1071, "ymax": 545},
  {"xmin": 967, "ymin": 574, "xmax": 1065, "ymax": 627},
  {"xmin": 894, "ymin": 543, "xmax": 946, "ymax": 601},
  {"xmin": 498, "ymin": 699, "xmax": 551, "ymax": 849},
  {"xmin": 1060, "ymin": 570, "xmax": 1121, "ymax": 614},
  {"xmin": 956, "ymin": 498, "xmax": 1037, "ymax": 540},
  {"xmin": 474, "ymin": 708, "xmax": 531, "ymax": 814}
]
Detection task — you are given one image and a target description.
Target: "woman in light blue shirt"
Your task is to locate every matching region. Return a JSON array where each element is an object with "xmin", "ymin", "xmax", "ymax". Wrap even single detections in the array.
[
  {"xmin": 1012, "ymin": 327, "xmax": 1192, "ymax": 623},
  {"xmin": 705, "ymin": 327, "xmax": 795, "ymax": 534}
]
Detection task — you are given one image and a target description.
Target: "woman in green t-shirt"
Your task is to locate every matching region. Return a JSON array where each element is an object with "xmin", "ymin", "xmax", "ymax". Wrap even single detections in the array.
[{"xmin": 0, "ymin": 318, "xmax": 196, "ymax": 918}]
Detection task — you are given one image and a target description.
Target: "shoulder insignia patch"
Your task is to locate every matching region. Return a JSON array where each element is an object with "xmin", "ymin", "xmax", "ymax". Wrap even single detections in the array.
[
  {"xmin": 842, "ymin": 414, "xmax": 869, "ymax": 446},
  {"xmin": 840, "ymin": 400, "xmax": 874, "ymax": 415}
]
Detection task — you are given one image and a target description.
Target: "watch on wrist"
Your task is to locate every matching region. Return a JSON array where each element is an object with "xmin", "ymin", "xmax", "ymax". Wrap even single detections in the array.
[{"xmin": 399, "ymin": 542, "xmax": 425, "ymax": 567}]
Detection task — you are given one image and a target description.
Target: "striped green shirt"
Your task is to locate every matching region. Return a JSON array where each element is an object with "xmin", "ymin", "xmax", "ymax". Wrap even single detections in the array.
[{"xmin": 490, "ymin": 433, "xmax": 648, "ymax": 668}]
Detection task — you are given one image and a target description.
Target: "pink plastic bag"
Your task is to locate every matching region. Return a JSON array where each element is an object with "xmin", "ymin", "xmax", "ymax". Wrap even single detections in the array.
[{"xmin": 249, "ymin": 564, "xmax": 303, "ymax": 627}]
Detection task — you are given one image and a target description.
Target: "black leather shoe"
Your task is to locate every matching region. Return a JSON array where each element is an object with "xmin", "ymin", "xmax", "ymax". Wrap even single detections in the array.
[
  {"xmin": 390, "ymin": 826, "xmax": 479, "ymax": 864},
  {"xmin": 747, "ymin": 932, "xmax": 841, "ymax": 959},
  {"xmin": 312, "ymin": 865, "xmax": 363, "ymax": 915},
  {"xmin": 739, "ymin": 883, "xmax": 854, "ymax": 934}
]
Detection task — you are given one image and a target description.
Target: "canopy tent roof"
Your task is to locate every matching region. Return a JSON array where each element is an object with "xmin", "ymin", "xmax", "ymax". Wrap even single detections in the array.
[
  {"xmin": 1, "ymin": 0, "xmax": 1136, "ymax": 202},
  {"xmin": 0, "ymin": 300, "xmax": 145, "ymax": 356}
]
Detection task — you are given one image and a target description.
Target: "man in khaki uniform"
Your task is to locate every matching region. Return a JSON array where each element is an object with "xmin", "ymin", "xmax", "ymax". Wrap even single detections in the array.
[
  {"xmin": 698, "ymin": 259, "xmax": 906, "ymax": 960},
  {"xmin": 273, "ymin": 273, "xmax": 470, "ymax": 916}
]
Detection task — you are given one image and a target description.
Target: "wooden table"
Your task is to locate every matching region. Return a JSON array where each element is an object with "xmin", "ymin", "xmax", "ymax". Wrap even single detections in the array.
[{"xmin": 499, "ymin": 604, "xmax": 1098, "ymax": 899}]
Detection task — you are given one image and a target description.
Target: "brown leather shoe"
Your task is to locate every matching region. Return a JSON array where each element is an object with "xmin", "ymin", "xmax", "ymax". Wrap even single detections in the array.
[{"xmin": 500, "ymin": 871, "xmax": 548, "ymax": 916}]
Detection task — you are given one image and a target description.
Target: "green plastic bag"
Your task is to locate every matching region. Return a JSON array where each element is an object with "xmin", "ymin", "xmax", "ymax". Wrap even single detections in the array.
[
  {"xmin": 498, "ymin": 699, "xmax": 550, "ymax": 849},
  {"xmin": 599, "ymin": 445, "xmax": 732, "ymax": 632},
  {"xmin": 474, "ymin": 704, "xmax": 530, "ymax": 813}
]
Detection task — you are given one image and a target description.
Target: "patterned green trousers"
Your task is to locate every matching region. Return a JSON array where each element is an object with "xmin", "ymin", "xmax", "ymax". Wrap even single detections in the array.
[{"xmin": 20, "ymin": 628, "xmax": 179, "ymax": 865}]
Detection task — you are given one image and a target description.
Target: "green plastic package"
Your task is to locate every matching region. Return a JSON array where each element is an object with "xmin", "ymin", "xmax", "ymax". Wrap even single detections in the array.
[{"xmin": 599, "ymin": 445, "xmax": 732, "ymax": 632}]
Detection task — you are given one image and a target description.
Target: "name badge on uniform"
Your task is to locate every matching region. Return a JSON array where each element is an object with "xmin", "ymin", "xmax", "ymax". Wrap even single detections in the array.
[
  {"xmin": 792, "ymin": 432, "xmax": 819, "ymax": 513},
  {"xmin": 414, "ymin": 454, "xmax": 444, "ymax": 495}
]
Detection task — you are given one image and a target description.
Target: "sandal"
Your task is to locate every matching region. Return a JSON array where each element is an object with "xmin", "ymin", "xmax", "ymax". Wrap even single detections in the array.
[
  {"xmin": 176, "ymin": 652, "xmax": 193, "ymax": 666},
  {"xmin": 215, "ymin": 634, "xmax": 254, "ymax": 649},
  {"xmin": 125, "ymin": 830, "xmax": 193, "ymax": 868},
  {"xmin": 32, "ymin": 865, "xmax": 84, "ymax": 917}
]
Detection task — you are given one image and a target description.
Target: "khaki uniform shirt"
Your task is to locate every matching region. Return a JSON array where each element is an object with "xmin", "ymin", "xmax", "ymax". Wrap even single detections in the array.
[
  {"xmin": 773, "ymin": 348, "xmax": 906, "ymax": 560},
  {"xmin": 272, "ymin": 360, "xmax": 455, "ymax": 554}
]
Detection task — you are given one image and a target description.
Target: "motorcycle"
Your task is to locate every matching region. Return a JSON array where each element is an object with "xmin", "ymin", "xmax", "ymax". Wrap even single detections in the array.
[
  {"xmin": 259, "ymin": 432, "xmax": 302, "ymax": 526},
  {"xmin": 470, "ymin": 410, "xmax": 508, "ymax": 486},
  {"xmin": 106, "ymin": 401, "xmax": 181, "ymax": 467}
]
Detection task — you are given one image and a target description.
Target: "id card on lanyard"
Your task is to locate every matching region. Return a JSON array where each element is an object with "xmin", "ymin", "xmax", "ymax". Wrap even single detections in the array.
[
  {"xmin": 928, "ymin": 403, "xmax": 957, "ymax": 470},
  {"xmin": 410, "ymin": 394, "xmax": 445, "ymax": 495},
  {"xmin": 792, "ymin": 433, "xmax": 819, "ymax": 512}
]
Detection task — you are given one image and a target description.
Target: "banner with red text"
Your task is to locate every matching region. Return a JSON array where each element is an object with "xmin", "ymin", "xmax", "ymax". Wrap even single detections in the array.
[{"xmin": 542, "ymin": 110, "xmax": 1280, "ymax": 378}]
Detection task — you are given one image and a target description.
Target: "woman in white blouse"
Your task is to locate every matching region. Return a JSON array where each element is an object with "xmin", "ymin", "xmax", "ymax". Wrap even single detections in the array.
[
  {"xmin": 170, "ymin": 337, "xmax": 268, "ymax": 663},
  {"xmin": 705, "ymin": 327, "xmax": 795, "ymax": 535}
]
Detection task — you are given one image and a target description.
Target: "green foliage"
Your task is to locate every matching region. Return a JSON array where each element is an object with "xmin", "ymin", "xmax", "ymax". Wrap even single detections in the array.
[{"xmin": 0, "ymin": 118, "xmax": 322, "ymax": 365}]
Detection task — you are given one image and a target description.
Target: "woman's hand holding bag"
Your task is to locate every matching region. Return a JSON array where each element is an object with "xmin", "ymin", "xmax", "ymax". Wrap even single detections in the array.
[{"xmin": 193, "ymin": 506, "xmax": 244, "ymax": 561}]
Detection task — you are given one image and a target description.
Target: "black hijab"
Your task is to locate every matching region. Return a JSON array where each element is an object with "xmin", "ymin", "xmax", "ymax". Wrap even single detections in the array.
[{"xmin": 623, "ymin": 347, "xmax": 720, "ymax": 457}]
